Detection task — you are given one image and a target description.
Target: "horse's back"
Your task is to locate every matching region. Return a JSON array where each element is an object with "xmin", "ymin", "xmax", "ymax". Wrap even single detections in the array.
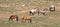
[
  {"xmin": 23, "ymin": 16, "xmax": 31, "ymax": 20},
  {"xmin": 10, "ymin": 15, "xmax": 18, "ymax": 19}
]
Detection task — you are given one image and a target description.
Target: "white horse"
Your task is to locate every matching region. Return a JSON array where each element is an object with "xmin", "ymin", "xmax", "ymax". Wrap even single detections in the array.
[
  {"xmin": 29, "ymin": 9, "xmax": 37, "ymax": 16},
  {"xmin": 29, "ymin": 8, "xmax": 48, "ymax": 16},
  {"xmin": 39, "ymin": 10, "xmax": 46, "ymax": 15},
  {"xmin": 38, "ymin": 8, "xmax": 48, "ymax": 15}
]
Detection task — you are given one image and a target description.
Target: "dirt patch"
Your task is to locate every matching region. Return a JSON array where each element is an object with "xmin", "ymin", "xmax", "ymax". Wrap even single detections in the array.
[
  {"xmin": 0, "ymin": 10, "xmax": 30, "ymax": 19},
  {"xmin": 47, "ymin": 16, "xmax": 60, "ymax": 22}
]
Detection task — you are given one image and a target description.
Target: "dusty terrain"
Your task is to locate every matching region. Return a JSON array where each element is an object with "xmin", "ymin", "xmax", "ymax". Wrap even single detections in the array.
[{"xmin": 0, "ymin": 0, "xmax": 60, "ymax": 27}]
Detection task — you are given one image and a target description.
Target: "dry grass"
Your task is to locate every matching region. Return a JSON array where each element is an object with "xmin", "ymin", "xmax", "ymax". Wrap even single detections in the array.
[{"xmin": 0, "ymin": 0, "xmax": 60, "ymax": 27}]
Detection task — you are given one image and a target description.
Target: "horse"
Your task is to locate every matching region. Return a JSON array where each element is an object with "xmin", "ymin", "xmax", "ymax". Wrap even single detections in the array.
[
  {"xmin": 29, "ymin": 9, "xmax": 37, "ymax": 16},
  {"xmin": 22, "ymin": 16, "xmax": 32, "ymax": 23},
  {"xmin": 39, "ymin": 10, "xmax": 46, "ymax": 15},
  {"xmin": 29, "ymin": 8, "xmax": 48, "ymax": 16},
  {"xmin": 38, "ymin": 8, "xmax": 48, "ymax": 15},
  {"xmin": 49, "ymin": 5, "xmax": 55, "ymax": 12},
  {"xmin": 29, "ymin": 8, "xmax": 39, "ymax": 15},
  {"xmin": 9, "ymin": 15, "xmax": 18, "ymax": 22}
]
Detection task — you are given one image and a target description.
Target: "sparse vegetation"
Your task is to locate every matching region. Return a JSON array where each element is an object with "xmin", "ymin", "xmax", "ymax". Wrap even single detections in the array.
[{"xmin": 0, "ymin": 0, "xmax": 60, "ymax": 27}]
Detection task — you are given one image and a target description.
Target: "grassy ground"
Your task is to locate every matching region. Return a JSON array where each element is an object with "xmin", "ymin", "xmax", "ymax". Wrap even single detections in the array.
[
  {"xmin": 0, "ymin": 11, "xmax": 60, "ymax": 27},
  {"xmin": 0, "ymin": 0, "xmax": 60, "ymax": 27}
]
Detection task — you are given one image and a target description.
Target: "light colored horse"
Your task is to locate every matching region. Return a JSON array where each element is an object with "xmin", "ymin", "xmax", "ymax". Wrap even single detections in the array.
[
  {"xmin": 29, "ymin": 8, "xmax": 48, "ymax": 16},
  {"xmin": 29, "ymin": 9, "xmax": 37, "ymax": 16},
  {"xmin": 38, "ymin": 8, "xmax": 48, "ymax": 15},
  {"xmin": 39, "ymin": 10, "xmax": 46, "ymax": 15},
  {"xmin": 49, "ymin": 5, "xmax": 55, "ymax": 12}
]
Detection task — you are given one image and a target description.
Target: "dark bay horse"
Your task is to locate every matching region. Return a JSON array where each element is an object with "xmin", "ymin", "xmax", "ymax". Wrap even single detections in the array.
[{"xmin": 9, "ymin": 15, "xmax": 18, "ymax": 22}]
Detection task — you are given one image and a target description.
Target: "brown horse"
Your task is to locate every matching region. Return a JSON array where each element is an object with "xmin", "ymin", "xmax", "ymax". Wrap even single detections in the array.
[
  {"xmin": 9, "ymin": 15, "xmax": 18, "ymax": 22},
  {"xmin": 22, "ymin": 16, "xmax": 32, "ymax": 23}
]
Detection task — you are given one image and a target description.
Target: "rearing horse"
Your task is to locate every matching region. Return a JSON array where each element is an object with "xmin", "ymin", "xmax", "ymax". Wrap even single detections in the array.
[{"xmin": 9, "ymin": 15, "xmax": 18, "ymax": 22}]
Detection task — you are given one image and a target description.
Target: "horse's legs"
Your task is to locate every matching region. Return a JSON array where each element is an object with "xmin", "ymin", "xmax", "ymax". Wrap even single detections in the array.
[
  {"xmin": 9, "ymin": 18, "xmax": 13, "ymax": 21},
  {"xmin": 38, "ymin": 11, "xmax": 40, "ymax": 15},
  {"xmin": 29, "ymin": 19, "xmax": 32, "ymax": 23},
  {"xmin": 43, "ymin": 13, "xmax": 45, "ymax": 15},
  {"xmin": 32, "ymin": 12, "xmax": 35, "ymax": 16},
  {"xmin": 21, "ymin": 18, "xmax": 25, "ymax": 22},
  {"xmin": 16, "ymin": 17, "xmax": 18, "ymax": 22},
  {"xmin": 32, "ymin": 13, "xmax": 33, "ymax": 15}
]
